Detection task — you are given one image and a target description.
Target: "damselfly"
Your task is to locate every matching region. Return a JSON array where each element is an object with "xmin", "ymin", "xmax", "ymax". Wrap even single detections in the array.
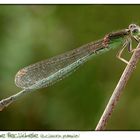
[
  {"xmin": 1, "ymin": 24, "xmax": 140, "ymax": 111},
  {"xmin": 15, "ymin": 24, "xmax": 140, "ymax": 90}
]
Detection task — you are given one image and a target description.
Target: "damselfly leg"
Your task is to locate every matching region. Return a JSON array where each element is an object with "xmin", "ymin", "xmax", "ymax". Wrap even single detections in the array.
[{"xmin": 116, "ymin": 38, "xmax": 131, "ymax": 64}]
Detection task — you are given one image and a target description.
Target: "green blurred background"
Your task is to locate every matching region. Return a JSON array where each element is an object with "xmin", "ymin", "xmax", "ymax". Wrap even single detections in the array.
[{"xmin": 0, "ymin": 5, "xmax": 140, "ymax": 130}]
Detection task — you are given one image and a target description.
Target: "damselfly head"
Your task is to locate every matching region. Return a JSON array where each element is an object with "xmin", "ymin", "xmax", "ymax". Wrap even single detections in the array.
[{"xmin": 129, "ymin": 24, "xmax": 140, "ymax": 41}]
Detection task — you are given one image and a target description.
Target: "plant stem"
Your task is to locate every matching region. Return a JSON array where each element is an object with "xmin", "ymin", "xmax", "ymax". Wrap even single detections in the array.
[{"xmin": 95, "ymin": 43, "xmax": 140, "ymax": 130}]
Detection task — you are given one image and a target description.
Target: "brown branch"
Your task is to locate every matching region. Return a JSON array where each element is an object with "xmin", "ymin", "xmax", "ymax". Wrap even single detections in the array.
[{"xmin": 95, "ymin": 43, "xmax": 140, "ymax": 130}]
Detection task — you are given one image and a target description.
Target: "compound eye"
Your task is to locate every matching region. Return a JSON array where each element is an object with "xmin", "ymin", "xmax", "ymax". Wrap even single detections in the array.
[
  {"xmin": 129, "ymin": 24, "xmax": 137, "ymax": 29},
  {"xmin": 132, "ymin": 28, "xmax": 139, "ymax": 34}
]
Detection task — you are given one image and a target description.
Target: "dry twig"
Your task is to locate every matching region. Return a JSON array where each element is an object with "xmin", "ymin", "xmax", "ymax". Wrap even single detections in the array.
[{"xmin": 95, "ymin": 43, "xmax": 140, "ymax": 130}]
